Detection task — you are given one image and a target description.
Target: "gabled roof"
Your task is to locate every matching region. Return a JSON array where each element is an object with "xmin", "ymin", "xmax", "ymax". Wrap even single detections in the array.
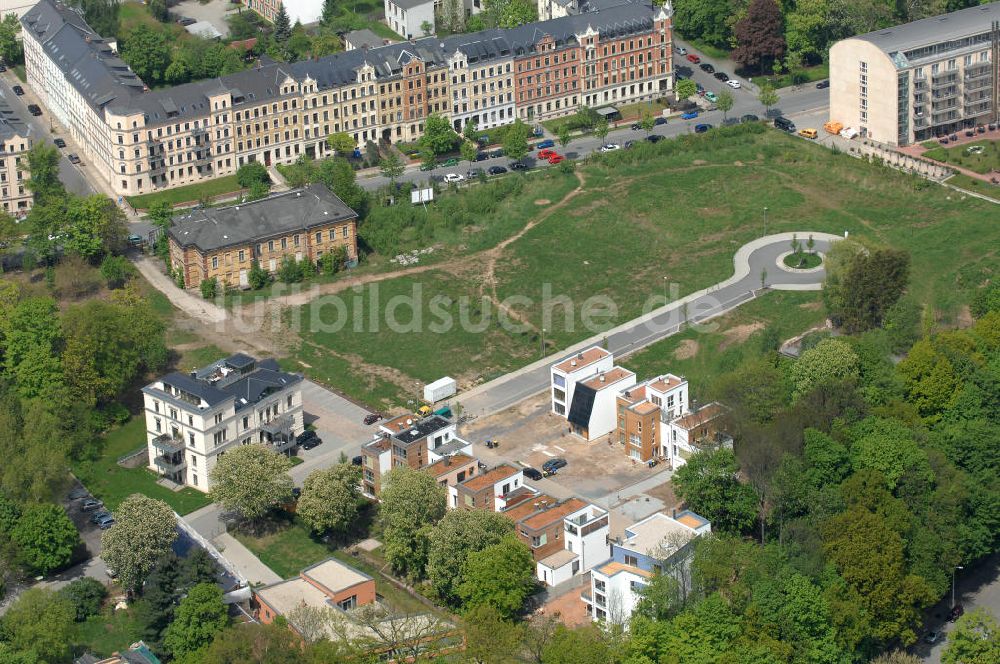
[{"xmin": 851, "ymin": 2, "xmax": 999, "ymax": 56}]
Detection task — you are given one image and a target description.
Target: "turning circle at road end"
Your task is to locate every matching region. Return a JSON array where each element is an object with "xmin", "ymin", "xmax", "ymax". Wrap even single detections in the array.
[{"xmin": 776, "ymin": 250, "xmax": 826, "ymax": 274}]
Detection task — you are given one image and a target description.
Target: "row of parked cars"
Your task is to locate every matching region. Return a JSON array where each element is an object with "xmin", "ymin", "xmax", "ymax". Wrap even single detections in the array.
[{"xmin": 71, "ymin": 486, "xmax": 116, "ymax": 530}]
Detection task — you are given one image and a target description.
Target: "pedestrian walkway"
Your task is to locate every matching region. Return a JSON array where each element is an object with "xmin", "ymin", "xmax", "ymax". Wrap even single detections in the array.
[
  {"xmin": 132, "ymin": 255, "xmax": 228, "ymax": 324},
  {"xmin": 212, "ymin": 533, "xmax": 282, "ymax": 585}
]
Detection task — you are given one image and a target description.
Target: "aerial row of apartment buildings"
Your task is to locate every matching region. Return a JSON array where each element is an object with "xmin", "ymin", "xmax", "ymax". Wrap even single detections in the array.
[
  {"xmin": 0, "ymin": 99, "xmax": 33, "ymax": 217},
  {"xmin": 549, "ymin": 345, "xmax": 729, "ymax": 465},
  {"xmin": 21, "ymin": 0, "xmax": 674, "ymax": 198}
]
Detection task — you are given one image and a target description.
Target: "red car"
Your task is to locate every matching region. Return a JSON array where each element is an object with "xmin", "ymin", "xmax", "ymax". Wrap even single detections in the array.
[
  {"xmin": 548, "ymin": 154, "xmax": 565, "ymax": 164},
  {"xmin": 537, "ymin": 148, "xmax": 556, "ymax": 159},
  {"xmin": 686, "ymin": 54, "xmax": 701, "ymax": 64}
]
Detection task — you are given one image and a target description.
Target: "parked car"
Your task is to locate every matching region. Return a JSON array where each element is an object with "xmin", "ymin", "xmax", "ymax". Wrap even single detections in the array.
[
  {"xmin": 363, "ymin": 413, "xmax": 381, "ymax": 425},
  {"xmin": 723, "ymin": 117, "xmax": 740, "ymax": 126},
  {"xmin": 680, "ymin": 111, "xmax": 699, "ymax": 120},
  {"xmin": 488, "ymin": 165, "xmax": 508, "ymax": 175},
  {"xmin": 713, "ymin": 71, "xmax": 729, "ymax": 81},
  {"xmin": 704, "ymin": 91, "xmax": 718, "ymax": 103},
  {"xmin": 68, "ymin": 486, "xmax": 89, "ymax": 500},
  {"xmin": 467, "ymin": 168, "xmax": 484, "ymax": 178},
  {"xmin": 654, "ymin": 117, "xmax": 667, "ymax": 126},
  {"xmin": 12, "ymin": 85, "xmax": 23, "ymax": 95},
  {"xmin": 542, "ymin": 458, "xmax": 568, "ymax": 473},
  {"xmin": 127, "ymin": 234, "xmax": 143, "ymax": 247},
  {"xmin": 443, "ymin": 172, "xmax": 464, "ymax": 183},
  {"xmin": 351, "ymin": 455, "xmax": 363, "ymax": 466},
  {"xmin": 535, "ymin": 139, "xmax": 555, "ymax": 149},
  {"xmin": 438, "ymin": 157, "xmax": 459, "ymax": 167},
  {"xmin": 774, "ymin": 116, "xmax": 796, "ymax": 132},
  {"xmin": 740, "ymin": 114, "xmax": 759, "ymax": 123},
  {"xmin": 797, "ymin": 128, "xmax": 818, "ymax": 139},
  {"xmin": 54, "ymin": 138, "xmax": 66, "ymax": 148},
  {"xmin": 547, "ymin": 153, "xmax": 565, "ymax": 164},
  {"xmin": 523, "ymin": 467, "xmax": 543, "ymax": 481},
  {"xmin": 296, "ymin": 430, "xmax": 318, "ymax": 445},
  {"xmin": 176, "ymin": 17, "xmax": 197, "ymax": 26},
  {"xmin": 537, "ymin": 148, "xmax": 556, "ymax": 159},
  {"xmin": 948, "ymin": 604, "xmax": 964, "ymax": 622},
  {"xmin": 27, "ymin": 104, "xmax": 42, "ymax": 116},
  {"xmin": 489, "ymin": 148, "xmax": 504, "ymax": 158},
  {"xmin": 699, "ymin": 63, "xmax": 715, "ymax": 74},
  {"xmin": 510, "ymin": 162, "xmax": 529, "ymax": 170},
  {"xmin": 924, "ymin": 631, "xmax": 941, "ymax": 644},
  {"xmin": 623, "ymin": 140, "xmax": 635, "ymax": 149},
  {"xmin": 674, "ymin": 46, "xmax": 687, "ymax": 55},
  {"xmin": 475, "ymin": 152, "xmax": 488, "ymax": 161},
  {"xmin": 726, "ymin": 79, "xmax": 742, "ymax": 89},
  {"xmin": 0, "ymin": 64, "xmax": 6, "ymax": 72},
  {"xmin": 67, "ymin": 153, "xmax": 81, "ymax": 164},
  {"xmin": 645, "ymin": 134, "xmax": 664, "ymax": 143},
  {"xmin": 90, "ymin": 510, "xmax": 112, "ymax": 524},
  {"xmin": 816, "ymin": 80, "xmax": 830, "ymax": 89},
  {"xmin": 301, "ymin": 436, "xmax": 322, "ymax": 450},
  {"xmin": 599, "ymin": 143, "xmax": 620, "ymax": 152},
  {"xmin": 97, "ymin": 514, "xmax": 116, "ymax": 529},
  {"xmin": 81, "ymin": 499, "xmax": 103, "ymax": 512},
  {"xmin": 419, "ymin": 161, "xmax": 435, "ymax": 171},
  {"xmin": 630, "ymin": 122, "xmax": 641, "ymax": 130},
  {"xmin": 686, "ymin": 54, "xmax": 701, "ymax": 64},
  {"xmin": 694, "ymin": 123, "xmax": 712, "ymax": 133}
]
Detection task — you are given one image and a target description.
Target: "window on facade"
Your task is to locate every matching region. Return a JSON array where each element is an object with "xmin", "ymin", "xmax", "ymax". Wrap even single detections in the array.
[{"xmin": 624, "ymin": 554, "xmax": 639, "ymax": 566}]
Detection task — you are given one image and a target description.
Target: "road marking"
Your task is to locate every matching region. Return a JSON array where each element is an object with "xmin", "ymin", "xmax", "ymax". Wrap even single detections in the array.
[
  {"xmin": 553, "ymin": 445, "xmax": 566, "ymax": 452},
  {"xmin": 542, "ymin": 451, "xmax": 557, "ymax": 457}
]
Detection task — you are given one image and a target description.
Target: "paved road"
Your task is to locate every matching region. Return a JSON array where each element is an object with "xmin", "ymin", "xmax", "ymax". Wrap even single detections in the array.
[
  {"xmin": 0, "ymin": 73, "xmax": 93, "ymax": 197},
  {"xmin": 457, "ymin": 233, "xmax": 840, "ymax": 417}
]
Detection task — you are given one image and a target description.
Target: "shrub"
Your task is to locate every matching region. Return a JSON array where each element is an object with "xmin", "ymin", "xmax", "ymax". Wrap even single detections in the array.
[
  {"xmin": 174, "ymin": 269, "xmax": 185, "ymax": 289},
  {"xmin": 99, "ymin": 254, "xmax": 134, "ymax": 289},
  {"xmin": 58, "ymin": 577, "xmax": 108, "ymax": 621},
  {"xmin": 276, "ymin": 256, "xmax": 303, "ymax": 283},
  {"xmin": 236, "ymin": 161, "xmax": 269, "ymax": 188},
  {"xmin": 200, "ymin": 277, "xmax": 218, "ymax": 299},
  {"xmin": 300, "ymin": 257, "xmax": 317, "ymax": 279},
  {"xmin": 248, "ymin": 260, "xmax": 269, "ymax": 289}
]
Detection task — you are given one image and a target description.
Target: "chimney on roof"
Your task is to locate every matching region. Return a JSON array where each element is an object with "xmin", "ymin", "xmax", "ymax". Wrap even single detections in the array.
[
  {"xmin": 577, "ymin": 352, "xmax": 584, "ymax": 360},
  {"xmin": 444, "ymin": 456, "xmax": 451, "ymax": 466},
  {"xmin": 406, "ymin": 418, "xmax": 413, "ymax": 426},
  {"xmin": 671, "ymin": 508, "xmax": 677, "ymax": 519},
  {"xmin": 599, "ymin": 373, "xmax": 605, "ymax": 382},
  {"xmin": 570, "ymin": 360, "xmax": 576, "ymax": 367}
]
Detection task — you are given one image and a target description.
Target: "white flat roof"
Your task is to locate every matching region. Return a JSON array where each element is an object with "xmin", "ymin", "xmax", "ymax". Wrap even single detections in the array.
[
  {"xmin": 257, "ymin": 577, "xmax": 330, "ymax": 616},
  {"xmin": 304, "ymin": 558, "xmax": 371, "ymax": 594},
  {"xmin": 622, "ymin": 513, "xmax": 697, "ymax": 557}
]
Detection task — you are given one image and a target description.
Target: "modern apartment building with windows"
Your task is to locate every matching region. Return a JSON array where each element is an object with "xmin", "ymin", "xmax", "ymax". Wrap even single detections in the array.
[
  {"xmin": 829, "ymin": 3, "xmax": 1000, "ymax": 145},
  {"xmin": 0, "ymin": 100, "xmax": 33, "ymax": 216},
  {"xmin": 141, "ymin": 353, "xmax": 304, "ymax": 491},
  {"xmin": 23, "ymin": 0, "xmax": 673, "ymax": 198}
]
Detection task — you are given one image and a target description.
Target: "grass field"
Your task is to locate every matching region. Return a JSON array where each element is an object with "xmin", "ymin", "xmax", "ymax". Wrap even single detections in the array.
[
  {"xmin": 923, "ymin": 139, "xmax": 1000, "ymax": 174},
  {"xmin": 72, "ymin": 604, "xmax": 151, "ymax": 658},
  {"xmin": 291, "ymin": 126, "xmax": 999, "ymax": 408},
  {"xmin": 946, "ymin": 173, "xmax": 1000, "ymax": 200},
  {"xmin": 73, "ymin": 418, "xmax": 212, "ymax": 515},
  {"xmin": 126, "ymin": 175, "xmax": 242, "ymax": 210}
]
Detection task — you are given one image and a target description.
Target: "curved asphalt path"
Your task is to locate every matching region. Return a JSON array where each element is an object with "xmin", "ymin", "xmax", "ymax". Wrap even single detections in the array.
[{"xmin": 458, "ymin": 232, "xmax": 841, "ymax": 416}]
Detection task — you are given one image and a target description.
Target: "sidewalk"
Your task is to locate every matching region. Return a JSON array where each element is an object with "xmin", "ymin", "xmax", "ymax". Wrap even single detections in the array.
[
  {"xmin": 132, "ymin": 255, "xmax": 228, "ymax": 324},
  {"xmin": 212, "ymin": 533, "xmax": 282, "ymax": 585}
]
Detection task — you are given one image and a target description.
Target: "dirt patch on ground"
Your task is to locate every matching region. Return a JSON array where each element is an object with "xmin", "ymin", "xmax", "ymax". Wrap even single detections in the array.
[
  {"xmin": 692, "ymin": 159, "xmax": 708, "ymax": 166},
  {"xmin": 535, "ymin": 199, "xmax": 551, "ymax": 205},
  {"xmin": 674, "ymin": 339, "xmax": 699, "ymax": 360},
  {"xmin": 643, "ymin": 479, "xmax": 680, "ymax": 508},
  {"xmin": 538, "ymin": 587, "xmax": 591, "ymax": 627},
  {"xmin": 733, "ymin": 160, "xmax": 744, "ymax": 166},
  {"xmin": 956, "ymin": 305, "xmax": 974, "ymax": 329},
  {"xmin": 799, "ymin": 301, "xmax": 823, "ymax": 311},
  {"xmin": 719, "ymin": 322, "xmax": 764, "ymax": 350}
]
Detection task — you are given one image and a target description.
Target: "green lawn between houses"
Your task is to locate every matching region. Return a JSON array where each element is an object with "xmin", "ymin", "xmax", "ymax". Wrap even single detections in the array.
[
  {"xmin": 289, "ymin": 127, "xmax": 998, "ymax": 409},
  {"xmin": 72, "ymin": 417, "xmax": 212, "ymax": 515},
  {"xmin": 923, "ymin": 139, "xmax": 1000, "ymax": 175},
  {"xmin": 126, "ymin": 175, "xmax": 242, "ymax": 211}
]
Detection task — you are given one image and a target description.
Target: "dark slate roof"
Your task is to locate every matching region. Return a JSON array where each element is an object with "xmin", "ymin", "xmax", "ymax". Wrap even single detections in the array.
[
  {"xmin": 344, "ymin": 28, "xmax": 387, "ymax": 50},
  {"xmin": 394, "ymin": 415, "xmax": 452, "ymax": 446},
  {"xmin": 167, "ymin": 183, "xmax": 357, "ymax": 253},
  {"xmin": 0, "ymin": 99, "xmax": 30, "ymax": 143},
  {"xmin": 144, "ymin": 354, "xmax": 301, "ymax": 411},
  {"xmin": 852, "ymin": 1, "xmax": 999, "ymax": 55},
  {"xmin": 24, "ymin": 0, "xmax": 660, "ymax": 126}
]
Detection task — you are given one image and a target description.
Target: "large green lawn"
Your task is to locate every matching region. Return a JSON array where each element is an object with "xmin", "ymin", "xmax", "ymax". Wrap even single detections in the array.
[
  {"xmin": 73, "ymin": 418, "xmax": 212, "ymax": 515},
  {"xmin": 72, "ymin": 604, "xmax": 151, "ymax": 659},
  {"xmin": 126, "ymin": 175, "xmax": 242, "ymax": 211},
  {"xmin": 292, "ymin": 127, "xmax": 999, "ymax": 408},
  {"xmin": 923, "ymin": 139, "xmax": 1000, "ymax": 174}
]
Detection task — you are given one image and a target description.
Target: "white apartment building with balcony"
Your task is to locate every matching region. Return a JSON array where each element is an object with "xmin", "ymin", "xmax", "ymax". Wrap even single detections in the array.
[
  {"xmin": 550, "ymin": 346, "xmax": 614, "ymax": 417},
  {"xmin": 142, "ymin": 354, "xmax": 304, "ymax": 491}
]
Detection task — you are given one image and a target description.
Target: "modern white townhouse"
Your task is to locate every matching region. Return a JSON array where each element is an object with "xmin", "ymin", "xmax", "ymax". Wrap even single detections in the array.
[{"xmin": 142, "ymin": 353, "xmax": 304, "ymax": 491}]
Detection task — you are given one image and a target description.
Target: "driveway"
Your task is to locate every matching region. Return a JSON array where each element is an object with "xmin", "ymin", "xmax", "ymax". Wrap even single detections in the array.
[
  {"xmin": 296, "ymin": 379, "xmax": 373, "ymax": 466},
  {"xmin": 171, "ymin": 0, "xmax": 238, "ymax": 37}
]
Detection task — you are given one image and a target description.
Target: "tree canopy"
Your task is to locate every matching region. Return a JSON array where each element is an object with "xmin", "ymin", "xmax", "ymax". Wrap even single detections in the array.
[
  {"xmin": 101, "ymin": 493, "xmax": 178, "ymax": 592},
  {"xmin": 209, "ymin": 444, "xmax": 294, "ymax": 525}
]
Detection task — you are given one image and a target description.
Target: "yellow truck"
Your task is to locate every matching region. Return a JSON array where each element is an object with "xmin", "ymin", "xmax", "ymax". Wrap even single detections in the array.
[{"xmin": 824, "ymin": 121, "xmax": 843, "ymax": 135}]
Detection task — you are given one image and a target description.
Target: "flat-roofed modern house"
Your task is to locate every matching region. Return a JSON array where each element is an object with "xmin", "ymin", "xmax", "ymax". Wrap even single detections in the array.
[
  {"xmin": 255, "ymin": 557, "xmax": 377, "ymax": 625},
  {"xmin": 666, "ymin": 402, "xmax": 730, "ymax": 468},
  {"xmin": 615, "ymin": 373, "xmax": 689, "ymax": 463},
  {"xmin": 550, "ymin": 346, "xmax": 614, "ymax": 417},
  {"xmin": 167, "ymin": 184, "xmax": 358, "ymax": 289},
  {"xmin": 360, "ymin": 413, "xmax": 473, "ymax": 497},
  {"xmin": 585, "ymin": 510, "xmax": 710, "ymax": 623},
  {"xmin": 142, "ymin": 353, "xmax": 303, "ymax": 490},
  {"xmin": 567, "ymin": 366, "xmax": 637, "ymax": 441},
  {"xmin": 452, "ymin": 464, "xmax": 524, "ymax": 511},
  {"xmin": 829, "ymin": 2, "xmax": 1000, "ymax": 146}
]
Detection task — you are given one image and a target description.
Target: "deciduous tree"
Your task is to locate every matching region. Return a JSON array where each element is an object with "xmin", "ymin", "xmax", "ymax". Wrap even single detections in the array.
[
  {"xmin": 0, "ymin": 14, "xmax": 23, "ymax": 66},
  {"xmin": 236, "ymin": 161, "xmax": 269, "ymax": 189},
  {"xmin": 0, "ymin": 587, "xmax": 75, "ymax": 664},
  {"xmin": 297, "ymin": 463, "xmax": 364, "ymax": 537},
  {"xmin": 316, "ymin": 157, "xmax": 367, "ymax": 213},
  {"xmin": 716, "ymin": 89, "xmax": 735, "ymax": 121},
  {"xmin": 427, "ymin": 508, "xmax": 514, "ymax": 606},
  {"xmin": 121, "ymin": 24, "xmax": 171, "ymax": 85},
  {"xmin": 675, "ymin": 78, "xmax": 697, "ymax": 101},
  {"xmin": 463, "ymin": 604, "xmax": 525, "ymax": 664},
  {"xmin": 58, "ymin": 577, "xmax": 108, "ymax": 622},
  {"xmin": 379, "ymin": 151, "xmax": 405, "ymax": 188},
  {"xmin": 792, "ymin": 338, "xmax": 860, "ymax": 398},
  {"xmin": 502, "ymin": 119, "xmax": 530, "ymax": 163},
  {"xmin": 942, "ymin": 607, "xmax": 1000, "ymax": 664},
  {"xmin": 378, "ymin": 466, "xmax": 446, "ymax": 579},
  {"xmin": 163, "ymin": 582, "xmax": 229, "ymax": 658},
  {"xmin": 209, "ymin": 444, "xmax": 294, "ymax": 526},
  {"xmin": 421, "ymin": 114, "xmax": 458, "ymax": 155},
  {"xmin": 732, "ymin": 0, "xmax": 786, "ymax": 74},
  {"xmin": 758, "ymin": 84, "xmax": 780, "ymax": 114},
  {"xmin": 458, "ymin": 535, "xmax": 534, "ymax": 618},
  {"xmin": 327, "ymin": 132, "xmax": 356, "ymax": 156},
  {"xmin": 11, "ymin": 503, "xmax": 79, "ymax": 575},
  {"xmin": 101, "ymin": 493, "xmax": 178, "ymax": 593},
  {"xmin": 672, "ymin": 448, "xmax": 758, "ymax": 534}
]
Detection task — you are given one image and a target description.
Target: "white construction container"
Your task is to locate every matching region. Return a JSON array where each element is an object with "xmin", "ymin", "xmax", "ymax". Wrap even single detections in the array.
[{"xmin": 424, "ymin": 377, "xmax": 457, "ymax": 404}]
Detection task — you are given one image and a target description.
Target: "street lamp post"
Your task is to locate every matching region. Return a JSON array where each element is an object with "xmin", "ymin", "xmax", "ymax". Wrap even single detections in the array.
[
  {"xmin": 763, "ymin": 207, "xmax": 769, "ymax": 236},
  {"xmin": 540, "ymin": 328, "xmax": 546, "ymax": 357},
  {"xmin": 663, "ymin": 276, "xmax": 668, "ymax": 304},
  {"xmin": 952, "ymin": 565, "xmax": 964, "ymax": 608}
]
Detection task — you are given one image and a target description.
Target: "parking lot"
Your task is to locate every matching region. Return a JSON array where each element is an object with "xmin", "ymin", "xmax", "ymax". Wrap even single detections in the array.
[
  {"xmin": 463, "ymin": 393, "xmax": 663, "ymax": 503},
  {"xmin": 297, "ymin": 379, "xmax": 376, "ymax": 463}
]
